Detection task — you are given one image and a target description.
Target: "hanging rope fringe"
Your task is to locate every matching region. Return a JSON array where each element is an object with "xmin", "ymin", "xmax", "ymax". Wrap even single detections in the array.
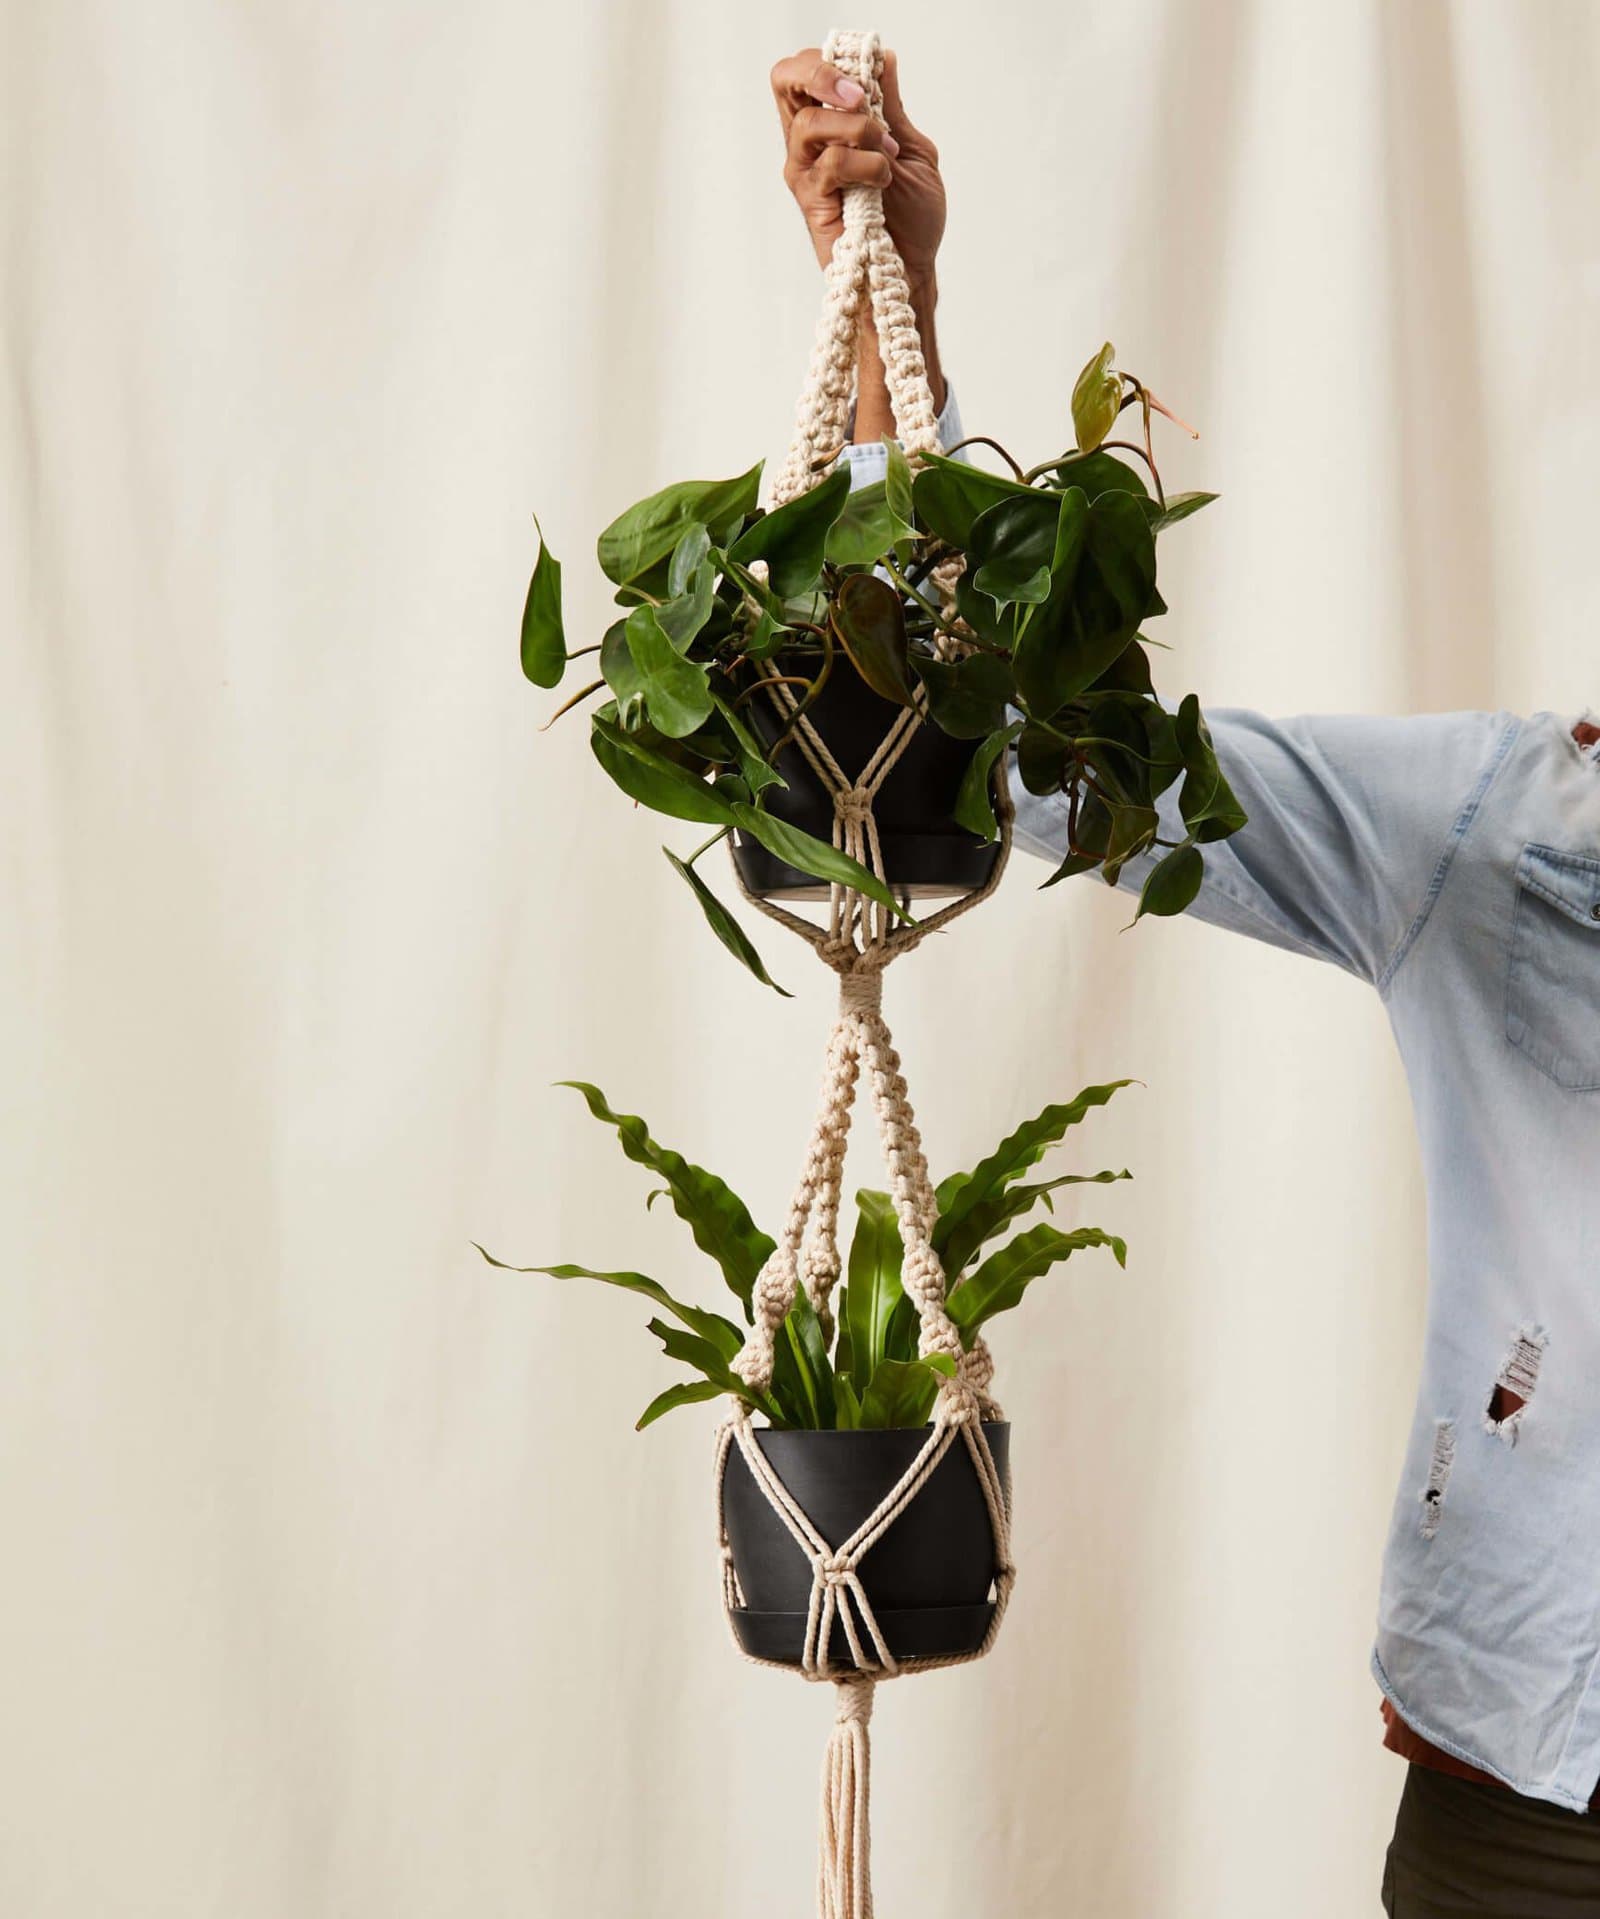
[
  {"xmin": 716, "ymin": 31, "xmax": 1019, "ymax": 1919},
  {"xmin": 820, "ymin": 1677, "xmax": 876, "ymax": 1919}
]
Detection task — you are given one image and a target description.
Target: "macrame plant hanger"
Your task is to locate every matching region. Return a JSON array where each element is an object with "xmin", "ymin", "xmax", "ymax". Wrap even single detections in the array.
[{"xmin": 714, "ymin": 30, "xmax": 1017, "ymax": 1919}]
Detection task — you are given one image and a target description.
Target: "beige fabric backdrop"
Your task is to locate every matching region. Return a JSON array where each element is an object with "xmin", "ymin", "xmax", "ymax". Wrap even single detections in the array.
[{"xmin": 5, "ymin": 2, "xmax": 1599, "ymax": 1913}]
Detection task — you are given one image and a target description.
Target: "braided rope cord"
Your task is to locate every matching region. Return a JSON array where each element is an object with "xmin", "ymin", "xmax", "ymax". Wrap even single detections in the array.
[{"xmin": 711, "ymin": 31, "xmax": 1021, "ymax": 1919}]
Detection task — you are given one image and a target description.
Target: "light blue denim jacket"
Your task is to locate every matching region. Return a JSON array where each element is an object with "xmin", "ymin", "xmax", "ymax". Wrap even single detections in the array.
[{"xmin": 845, "ymin": 400, "xmax": 1600, "ymax": 1811}]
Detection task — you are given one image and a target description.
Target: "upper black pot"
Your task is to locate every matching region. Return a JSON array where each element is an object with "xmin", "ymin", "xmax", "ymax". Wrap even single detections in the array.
[
  {"xmin": 721, "ymin": 1422, "xmax": 1010, "ymax": 1668},
  {"xmin": 730, "ymin": 653, "xmax": 1002, "ymax": 901}
]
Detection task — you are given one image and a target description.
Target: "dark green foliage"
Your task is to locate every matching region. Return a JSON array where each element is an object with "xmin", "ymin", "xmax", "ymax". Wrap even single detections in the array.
[
  {"xmin": 477, "ymin": 1079, "xmax": 1131, "ymax": 1432},
  {"xmin": 521, "ymin": 343, "xmax": 1244, "ymax": 982}
]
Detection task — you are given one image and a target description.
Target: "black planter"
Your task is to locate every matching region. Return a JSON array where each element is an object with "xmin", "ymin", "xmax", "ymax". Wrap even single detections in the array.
[
  {"xmin": 721, "ymin": 1423, "xmax": 1010, "ymax": 1668},
  {"xmin": 730, "ymin": 654, "xmax": 1002, "ymax": 901}
]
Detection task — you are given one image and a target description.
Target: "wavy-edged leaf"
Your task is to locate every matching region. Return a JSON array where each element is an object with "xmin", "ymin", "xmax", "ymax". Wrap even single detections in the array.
[
  {"xmin": 598, "ymin": 464, "xmax": 762, "ymax": 587},
  {"xmin": 557, "ymin": 1083, "xmax": 773, "ymax": 1316},
  {"xmin": 521, "ymin": 516, "xmax": 566, "ymax": 687},
  {"xmin": 637, "ymin": 1378, "xmax": 724, "ymax": 1430},
  {"xmin": 843, "ymin": 1188, "xmax": 906, "ymax": 1395},
  {"xmin": 775, "ymin": 1288, "xmax": 835, "ymax": 1429},
  {"xmin": 663, "ymin": 848, "xmax": 790, "ymax": 994},
  {"xmin": 471, "ymin": 1246, "xmax": 744, "ymax": 1358},
  {"xmin": 934, "ymin": 1082, "xmax": 1133, "ymax": 1238},
  {"xmin": 947, "ymin": 1225, "xmax": 1127, "ymax": 1344},
  {"xmin": 645, "ymin": 1318, "xmax": 779, "ymax": 1422},
  {"xmin": 729, "ymin": 467, "xmax": 852, "ymax": 596},
  {"xmin": 857, "ymin": 1353, "xmax": 956, "ymax": 1430},
  {"xmin": 933, "ymin": 1168, "xmax": 1131, "ymax": 1278}
]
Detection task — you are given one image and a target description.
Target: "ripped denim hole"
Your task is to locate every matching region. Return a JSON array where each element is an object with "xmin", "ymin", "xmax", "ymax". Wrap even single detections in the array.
[
  {"xmin": 1485, "ymin": 1325, "xmax": 1546, "ymax": 1445},
  {"xmin": 1421, "ymin": 1419, "xmax": 1455, "ymax": 1539}
]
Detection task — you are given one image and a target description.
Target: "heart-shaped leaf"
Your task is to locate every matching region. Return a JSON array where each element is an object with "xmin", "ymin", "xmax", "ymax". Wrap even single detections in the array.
[
  {"xmin": 598, "ymin": 463, "xmax": 762, "ymax": 588},
  {"xmin": 1134, "ymin": 842, "xmax": 1205, "ymax": 920},
  {"xmin": 729, "ymin": 467, "xmax": 852, "ymax": 596},
  {"xmin": 623, "ymin": 605, "xmax": 713, "ymax": 737},
  {"xmin": 831, "ymin": 573, "xmax": 912, "ymax": 704}
]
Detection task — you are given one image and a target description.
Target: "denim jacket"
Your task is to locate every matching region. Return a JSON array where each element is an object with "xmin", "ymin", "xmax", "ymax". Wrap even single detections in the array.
[{"xmin": 844, "ymin": 410, "xmax": 1600, "ymax": 1810}]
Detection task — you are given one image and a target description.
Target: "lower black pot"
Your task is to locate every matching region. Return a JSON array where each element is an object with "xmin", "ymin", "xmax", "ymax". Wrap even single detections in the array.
[
  {"xmin": 730, "ymin": 654, "xmax": 1002, "ymax": 901},
  {"xmin": 721, "ymin": 1423, "xmax": 1010, "ymax": 1668}
]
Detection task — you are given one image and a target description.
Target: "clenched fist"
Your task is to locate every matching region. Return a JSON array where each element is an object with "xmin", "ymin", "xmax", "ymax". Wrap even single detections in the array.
[{"xmin": 771, "ymin": 47, "xmax": 946, "ymax": 281}]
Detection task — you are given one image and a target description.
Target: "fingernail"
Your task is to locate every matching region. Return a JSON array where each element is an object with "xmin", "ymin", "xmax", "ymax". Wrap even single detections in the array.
[
  {"xmin": 882, "ymin": 132, "xmax": 900, "ymax": 157},
  {"xmin": 835, "ymin": 78, "xmax": 864, "ymax": 106}
]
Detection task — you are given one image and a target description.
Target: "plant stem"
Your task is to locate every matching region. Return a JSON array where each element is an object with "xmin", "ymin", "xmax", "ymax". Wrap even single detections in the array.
[{"xmin": 943, "ymin": 435, "xmax": 1026, "ymax": 482}]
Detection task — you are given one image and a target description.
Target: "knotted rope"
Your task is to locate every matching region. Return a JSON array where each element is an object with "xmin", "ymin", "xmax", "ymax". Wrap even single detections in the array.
[{"xmin": 714, "ymin": 34, "xmax": 1018, "ymax": 1919}]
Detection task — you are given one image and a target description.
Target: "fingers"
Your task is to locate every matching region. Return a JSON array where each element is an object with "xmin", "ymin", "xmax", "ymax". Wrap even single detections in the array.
[
  {"xmin": 784, "ymin": 105, "xmax": 896, "ymax": 172},
  {"xmin": 770, "ymin": 50, "xmax": 867, "ymax": 131}
]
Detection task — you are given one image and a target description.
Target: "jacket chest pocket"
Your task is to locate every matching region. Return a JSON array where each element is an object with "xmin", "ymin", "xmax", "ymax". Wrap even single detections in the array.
[{"xmin": 1504, "ymin": 843, "xmax": 1600, "ymax": 1090}]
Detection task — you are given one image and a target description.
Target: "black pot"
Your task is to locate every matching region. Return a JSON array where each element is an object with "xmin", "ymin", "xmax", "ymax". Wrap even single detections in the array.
[
  {"xmin": 730, "ymin": 653, "xmax": 1002, "ymax": 901},
  {"xmin": 721, "ymin": 1423, "xmax": 1010, "ymax": 1668}
]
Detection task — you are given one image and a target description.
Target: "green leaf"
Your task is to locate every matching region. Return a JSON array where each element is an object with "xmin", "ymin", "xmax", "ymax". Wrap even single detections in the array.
[
  {"xmin": 857, "ymin": 1353, "xmax": 956, "ymax": 1430},
  {"xmin": 1013, "ymin": 491, "xmax": 1154, "ymax": 717},
  {"xmin": 1072, "ymin": 341, "xmax": 1123, "ymax": 454},
  {"xmin": 591, "ymin": 713, "xmax": 739, "ymax": 825},
  {"xmin": 623, "ymin": 605, "xmax": 713, "ymax": 737},
  {"xmin": 911, "ymin": 454, "xmax": 1039, "ymax": 548},
  {"xmin": 729, "ymin": 803, "xmax": 912, "ymax": 920},
  {"xmin": 882, "ymin": 437, "xmax": 914, "ymax": 520},
  {"xmin": 1146, "ymin": 490, "xmax": 1218, "ymax": 534},
  {"xmin": 705, "ymin": 691, "xmax": 786, "ymax": 799},
  {"xmin": 557, "ymin": 1082, "xmax": 774, "ymax": 1316},
  {"xmin": 843, "ymin": 1189, "xmax": 906, "ymax": 1395},
  {"xmin": 953, "ymin": 721, "xmax": 1025, "ymax": 841},
  {"xmin": 1174, "ymin": 694, "xmax": 1248, "ymax": 843},
  {"xmin": 934, "ymin": 1082, "xmax": 1132, "ymax": 1245},
  {"xmin": 471, "ymin": 1246, "xmax": 744, "ymax": 1359},
  {"xmin": 521, "ymin": 516, "xmax": 566, "ymax": 688},
  {"xmin": 967, "ymin": 491, "xmax": 1060, "ymax": 607},
  {"xmin": 598, "ymin": 464, "xmax": 763, "ymax": 587},
  {"xmin": 1043, "ymin": 449, "xmax": 1150, "ymax": 502},
  {"xmin": 947, "ymin": 1225, "xmax": 1127, "ymax": 1344},
  {"xmin": 598, "ymin": 619, "xmax": 646, "ymax": 726},
  {"xmin": 663, "ymin": 847, "xmax": 790, "ymax": 994},
  {"xmin": 729, "ymin": 467, "xmax": 853, "ymax": 596},
  {"xmin": 668, "ymin": 523, "xmax": 711, "ymax": 597},
  {"xmin": 637, "ymin": 1378, "xmax": 724, "ymax": 1430},
  {"xmin": 825, "ymin": 480, "xmax": 914, "ymax": 568},
  {"xmin": 830, "ymin": 574, "xmax": 912, "ymax": 704},
  {"xmin": 933, "ymin": 1168, "xmax": 1131, "ymax": 1279},
  {"xmin": 777, "ymin": 1288, "xmax": 836, "ymax": 1429},
  {"xmin": 1135, "ymin": 842, "xmax": 1205, "ymax": 920},
  {"xmin": 881, "ymin": 1291, "xmax": 919, "ymax": 1363},
  {"xmin": 834, "ymin": 1375, "xmax": 862, "ymax": 1431},
  {"xmin": 645, "ymin": 1317, "xmax": 779, "ymax": 1423},
  {"xmin": 911, "ymin": 651, "xmax": 1015, "ymax": 740}
]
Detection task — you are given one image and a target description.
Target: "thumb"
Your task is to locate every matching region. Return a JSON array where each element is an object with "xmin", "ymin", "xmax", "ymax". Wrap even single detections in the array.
[{"xmin": 877, "ymin": 48, "xmax": 919, "ymax": 142}]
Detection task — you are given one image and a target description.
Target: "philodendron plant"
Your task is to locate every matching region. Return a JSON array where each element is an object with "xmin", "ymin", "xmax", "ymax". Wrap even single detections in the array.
[
  {"xmin": 522, "ymin": 343, "xmax": 1246, "ymax": 987},
  {"xmin": 476, "ymin": 1078, "xmax": 1130, "ymax": 1432}
]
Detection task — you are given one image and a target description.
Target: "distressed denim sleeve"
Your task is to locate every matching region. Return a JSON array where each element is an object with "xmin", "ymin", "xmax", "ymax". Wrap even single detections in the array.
[{"xmin": 1010, "ymin": 708, "xmax": 1517, "ymax": 985}]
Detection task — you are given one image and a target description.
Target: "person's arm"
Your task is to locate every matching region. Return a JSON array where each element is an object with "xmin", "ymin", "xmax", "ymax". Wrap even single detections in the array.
[
  {"xmin": 771, "ymin": 46, "xmax": 947, "ymax": 443},
  {"xmin": 1010, "ymin": 708, "xmax": 1520, "ymax": 986}
]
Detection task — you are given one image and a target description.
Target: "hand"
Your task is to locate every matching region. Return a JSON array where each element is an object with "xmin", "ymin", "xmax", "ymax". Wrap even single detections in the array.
[{"xmin": 771, "ymin": 47, "xmax": 946, "ymax": 284}]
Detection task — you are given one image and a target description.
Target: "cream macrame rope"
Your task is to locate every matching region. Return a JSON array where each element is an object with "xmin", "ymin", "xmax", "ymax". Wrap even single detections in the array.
[{"xmin": 714, "ymin": 32, "xmax": 1018, "ymax": 1919}]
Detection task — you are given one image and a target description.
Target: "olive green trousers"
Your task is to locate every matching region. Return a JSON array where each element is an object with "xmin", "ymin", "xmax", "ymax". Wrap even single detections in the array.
[{"xmin": 1382, "ymin": 1765, "xmax": 1600, "ymax": 1916}]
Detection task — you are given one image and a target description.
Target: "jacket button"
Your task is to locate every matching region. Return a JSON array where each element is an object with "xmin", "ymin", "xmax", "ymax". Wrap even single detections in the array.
[{"xmin": 1592, "ymin": 904, "xmax": 1600, "ymax": 922}]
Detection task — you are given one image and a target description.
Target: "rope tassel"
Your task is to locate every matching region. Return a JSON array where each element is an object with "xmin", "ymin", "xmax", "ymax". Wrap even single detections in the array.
[{"xmin": 819, "ymin": 1678, "xmax": 876, "ymax": 1919}]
